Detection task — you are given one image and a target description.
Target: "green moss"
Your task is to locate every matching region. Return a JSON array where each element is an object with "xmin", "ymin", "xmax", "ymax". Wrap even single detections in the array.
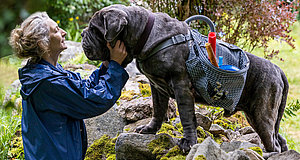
[
  {"xmin": 147, "ymin": 134, "xmax": 174, "ymax": 159},
  {"xmin": 158, "ymin": 123, "xmax": 175, "ymax": 136},
  {"xmin": 213, "ymin": 135, "xmax": 223, "ymax": 144},
  {"xmin": 214, "ymin": 134, "xmax": 226, "ymax": 144},
  {"xmin": 124, "ymin": 128, "xmax": 130, "ymax": 132},
  {"xmin": 164, "ymin": 146, "xmax": 184, "ymax": 158},
  {"xmin": 249, "ymin": 147, "xmax": 263, "ymax": 156},
  {"xmin": 214, "ymin": 119, "xmax": 229, "ymax": 129},
  {"xmin": 168, "ymin": 155, "xmax": 186, "ymax": 160},
  {"xmin": 175, "ymin": 122, "xmax": 183, "ymax": 134},
  {"xmin": 197, "ymin": 138, "xmax": 205, "ymax": 143},
  {"xmin": 213, "ymin": 118, "xmax": 242, "ymax": 131},
  {"xmin": 84, "ymin": 134, "xmax": 116, "ymax": 160},
  {"xmin": 157, "ymin": 122, "xmax": 183, "ymax": 138},
  {"xmin": 120, "ymin": 90, "xmax": 137, "ymax": 100},
  {"xmin": 197, "ymin": 126, "xmax": 207, "ymax": 138},
  {"xmin": 106, "ymin": 154, "xmax": 116, "ymax": 160},
  {"xmin": 194, "ymin": 155, "xmax": 207, "ymax": 160},
  {"xmin": 138, "ymin": 82, "xmax": 151, "ymax": 97}
]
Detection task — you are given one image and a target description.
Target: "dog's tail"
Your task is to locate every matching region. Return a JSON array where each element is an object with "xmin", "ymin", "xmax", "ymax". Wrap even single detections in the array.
[{"xmin": 275, "ymin": 68, "xmax": 289, "ymax": 135}]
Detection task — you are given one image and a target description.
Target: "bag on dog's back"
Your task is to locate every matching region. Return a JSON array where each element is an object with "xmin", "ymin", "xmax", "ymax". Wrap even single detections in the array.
[{"xmin": 186, "ymin": 29, "xmax": 250, "ymax": 112}]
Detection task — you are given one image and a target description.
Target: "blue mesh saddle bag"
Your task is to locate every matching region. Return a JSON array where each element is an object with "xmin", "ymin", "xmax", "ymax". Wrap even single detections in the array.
[{"xmin": 186, "ymin": 29, "xmax": 250, "ymax": 112}]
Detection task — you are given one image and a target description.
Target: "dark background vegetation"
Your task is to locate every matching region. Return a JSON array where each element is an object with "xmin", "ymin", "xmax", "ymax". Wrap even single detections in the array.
[
  {"xmin": 0, "ymin": 0, "xmax": 299, "ymax": 58},
  {"xmin": 0, "ymin": 0, "xmax": 129, "ymax": 58}
]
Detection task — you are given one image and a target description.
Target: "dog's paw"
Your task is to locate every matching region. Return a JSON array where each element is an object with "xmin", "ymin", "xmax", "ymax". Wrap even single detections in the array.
[
  {"xmin": 135, "ymin": 125, "xmax": 157, "ymax": 134},
  {"xmin": 178, "ymin": 138, "xmax": 197, "ymax": 153}
]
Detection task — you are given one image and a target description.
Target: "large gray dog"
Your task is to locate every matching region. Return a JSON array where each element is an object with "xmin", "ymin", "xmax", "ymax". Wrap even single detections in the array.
[{"xmin": 81, "ymin": 4, "xmax": 289, "ymax": 153}]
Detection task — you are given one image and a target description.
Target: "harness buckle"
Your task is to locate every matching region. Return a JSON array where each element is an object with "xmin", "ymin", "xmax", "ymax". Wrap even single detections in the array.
[{"xmin": 171, "ymin": 34, "xmax": 186, "ymax": 44}]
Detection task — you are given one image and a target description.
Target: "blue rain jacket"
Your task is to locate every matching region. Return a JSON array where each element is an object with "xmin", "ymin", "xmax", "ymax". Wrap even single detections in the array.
[{"xmin": 18, "ymin": 59, "xmax": 129, "ymax": 160}]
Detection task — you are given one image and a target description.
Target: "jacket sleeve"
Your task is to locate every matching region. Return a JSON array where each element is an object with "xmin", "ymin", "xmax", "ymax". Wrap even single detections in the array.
[{"xmin": 35, "ymin": 60, "xmax": 129, "ymax": 119}]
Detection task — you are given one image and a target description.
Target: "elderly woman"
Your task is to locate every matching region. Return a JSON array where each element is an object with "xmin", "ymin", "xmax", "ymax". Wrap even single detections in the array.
[{"xmin": 9, "ymin": 12, "xmax": 129, "ymax": 160}]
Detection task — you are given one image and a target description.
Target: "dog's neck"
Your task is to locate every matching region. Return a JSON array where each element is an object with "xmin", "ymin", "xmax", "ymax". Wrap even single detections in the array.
[{"xmin": 134, "ymin": 13, "xmax": 155, "ymax": 58}]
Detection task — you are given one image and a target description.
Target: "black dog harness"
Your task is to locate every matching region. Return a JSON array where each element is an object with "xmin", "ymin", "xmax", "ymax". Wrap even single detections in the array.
[{"xmin": 134, "ymin": 13, "xmax": 194, "ymax": 96}]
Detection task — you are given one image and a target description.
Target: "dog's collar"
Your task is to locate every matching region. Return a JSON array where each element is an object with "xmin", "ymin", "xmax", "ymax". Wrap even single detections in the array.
[{"xmin": 134, "ymin": 13, "xmax": 155, "ymax": 57}]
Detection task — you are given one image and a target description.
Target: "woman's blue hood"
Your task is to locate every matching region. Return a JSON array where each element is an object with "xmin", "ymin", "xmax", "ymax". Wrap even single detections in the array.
[{"xmin": 18, "ymin": 60, "xmax": 67, "ymax": 99}]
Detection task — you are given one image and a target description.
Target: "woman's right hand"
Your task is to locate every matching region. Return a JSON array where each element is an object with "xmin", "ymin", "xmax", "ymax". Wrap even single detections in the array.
[{"xmin": 107, "ymin": 40, "xmax": 127, "ymax": 65}]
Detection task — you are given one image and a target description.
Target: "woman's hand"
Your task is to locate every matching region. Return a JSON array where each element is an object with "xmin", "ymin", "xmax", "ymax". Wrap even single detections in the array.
[{"xmin": 107, "ymin": 40, "xmax": 127, "ymax": 65}]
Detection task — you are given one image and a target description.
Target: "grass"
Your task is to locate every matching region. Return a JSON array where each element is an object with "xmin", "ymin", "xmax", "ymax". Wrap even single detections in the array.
[
  {"xmin": 0, "ymin": 56, "xmax": 22, "ymax": 159},
  {"xmin": 0, "ymin": 108, "xmax": 21, "ymax": 159}
]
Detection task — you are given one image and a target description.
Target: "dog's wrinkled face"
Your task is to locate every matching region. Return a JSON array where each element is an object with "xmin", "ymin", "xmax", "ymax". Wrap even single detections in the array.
[
  {"xmin": 81, "ymin": 8, "xmax": 131, "ymax": 66},
  {"xmin": 81, "ymin": 12, "xmax": 110, "ymax": 61}
]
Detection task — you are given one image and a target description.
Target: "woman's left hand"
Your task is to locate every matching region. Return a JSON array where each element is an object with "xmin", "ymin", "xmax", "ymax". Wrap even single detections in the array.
[{"xmin": 107, "ymin": 40, "xmax": 127, "ymax": 65}]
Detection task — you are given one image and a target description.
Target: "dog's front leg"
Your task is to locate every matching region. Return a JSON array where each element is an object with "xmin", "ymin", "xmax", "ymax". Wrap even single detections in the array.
[
  {"xmin": 135, "ymin": 84, "xmax": 169, "ymax": 134},
  {"xmin": 171, "ymin": 75, "xmax": 197, "ymax": 152}
]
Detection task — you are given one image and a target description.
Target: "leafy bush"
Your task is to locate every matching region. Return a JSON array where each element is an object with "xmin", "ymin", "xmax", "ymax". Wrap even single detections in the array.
[
  {"xmin": 141, "ymin": 0, "xmax": 299, "ymax": 58},
  {"xmin": 46, "ymin": 0, "xmax": 130, "ymax": 42},
  {"xmin": 283, "ymin": 100, "xmax": 300, "ymax": 121}
]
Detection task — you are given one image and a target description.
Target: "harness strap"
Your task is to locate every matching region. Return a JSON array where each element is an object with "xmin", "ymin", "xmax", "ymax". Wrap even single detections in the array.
[{"xmin": 137, "ymin": 31, "xmax": 193, "ymax": 62}]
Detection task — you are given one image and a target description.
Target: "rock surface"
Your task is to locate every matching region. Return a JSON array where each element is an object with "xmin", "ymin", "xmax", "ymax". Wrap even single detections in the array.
[
  {"xmin": 115, "ymin": 133, "xmax": 176, "ymax": 160},
  {"xmin": 268, "ymin": 150, "xmax": 300, "ymax": 160},
  {"xmin": 59, "ymin": 41, "xmax": 83, "ymax": 62},
  {"xmin": 186, "ymin": 137, "xmax": 264, "ymax": 160},
  {"xmin": 84, "ymin": 105, "xmax": 127, "ymax": 147}
]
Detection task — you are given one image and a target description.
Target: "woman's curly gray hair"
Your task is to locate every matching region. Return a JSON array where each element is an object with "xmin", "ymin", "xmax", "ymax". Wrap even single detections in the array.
[{"xmin": 9, "ymin": 12, "xmax": 50, "ymax": 63}]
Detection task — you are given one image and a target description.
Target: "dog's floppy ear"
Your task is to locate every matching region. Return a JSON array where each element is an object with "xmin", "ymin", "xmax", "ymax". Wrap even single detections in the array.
[{"xmin": 102, "ymin": 8, "xmax": 128, "ymax": 42}]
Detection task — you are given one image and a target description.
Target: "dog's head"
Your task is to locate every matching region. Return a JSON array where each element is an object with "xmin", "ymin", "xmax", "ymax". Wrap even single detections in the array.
[{"xmin": 81, "ymin": 6, "xmax": 131, "ymax": 65}]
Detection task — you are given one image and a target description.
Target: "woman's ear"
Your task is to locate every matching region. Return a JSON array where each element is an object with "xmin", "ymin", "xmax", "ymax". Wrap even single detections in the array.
[{"xmin": 102, "ymin": 8, "xmax": 128, "ymax": 42}]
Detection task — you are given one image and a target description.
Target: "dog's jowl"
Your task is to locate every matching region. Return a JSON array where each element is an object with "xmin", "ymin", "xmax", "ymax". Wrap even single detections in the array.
[{"xmin": 81, "ymin": 4, "xmax": 289, "ymax": 153}]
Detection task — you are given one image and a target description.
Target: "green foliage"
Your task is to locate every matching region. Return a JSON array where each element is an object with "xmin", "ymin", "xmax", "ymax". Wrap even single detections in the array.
[
  {"xmin": 283, "ymin": 100, "xmax": 300, "ymax": 121},
  {"xmin": 65, "ymin": 16, "xmax": 82, "ymax": 42},
  {"xmin": 46, "ymin": 0, "xmax": 130, "ymax": 42},
  {"xmin": 0, "ymin": 108, "xmax": 22, "ymax": 159},
  {"xmin": 0, "ymin": 0, "xmax": 48, "ymax": 58},
  {"xmin": 47, "ymin": 0, "xmax": 129, "ymax": 28},
  {"xmin": 143, "ymin": 0, "xmax": 299, "ymax": 57},
  {"xmin": 7, "ymin": 129, "xmax": 24, "ymax": 159}
]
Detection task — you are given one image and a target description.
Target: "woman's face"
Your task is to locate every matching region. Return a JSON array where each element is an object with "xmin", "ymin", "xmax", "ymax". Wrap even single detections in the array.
[{"xmin": 47, "ymin": 18, "xmax": 67, "ymax": 54}]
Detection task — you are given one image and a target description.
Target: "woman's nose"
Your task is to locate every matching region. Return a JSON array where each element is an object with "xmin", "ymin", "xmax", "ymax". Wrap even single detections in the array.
[
  {"xmin": 81, "ymin": 28, "xmax": 87, "ymax": 37},
  {"xmin": 61, "ymin": 29, "xmax": 67, "ymax": 37}
]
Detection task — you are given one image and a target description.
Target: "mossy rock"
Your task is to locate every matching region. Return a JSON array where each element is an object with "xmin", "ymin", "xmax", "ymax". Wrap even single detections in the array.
[
  {"xmin": 84, "ymin": 134, "xmax": 116, "ymax": 160},
  {"xmin": 197, "ymin": 126, "xmax": 207, "ymax": 138},
  {"xmin": 194, "ymin": 155, "xmax": 207, "ymax": 160},
  {"xmin": 249, "ymin": 147, "xmax": 263, "ymax": 156},
  {"xmin": 157, "ymin": 122, "xmax": 183, "ymax": 138},
  {"xmin": 147, "ymin": 134, "xmax": 176, "ymax": 159},
  {"xmin": 160, "ymin": 146, "xmax": 186, "ymax": 160},
  {"xmin": 164, "ymin": 146, "xmax": 184, "ymax": 158},
  {"xmin": 120, "ymin": 90, "xmax": 137, "ymax": 100},
  {"xmin": 138, "ymin": 82, "xmax": 151, "ymax": 97}
]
